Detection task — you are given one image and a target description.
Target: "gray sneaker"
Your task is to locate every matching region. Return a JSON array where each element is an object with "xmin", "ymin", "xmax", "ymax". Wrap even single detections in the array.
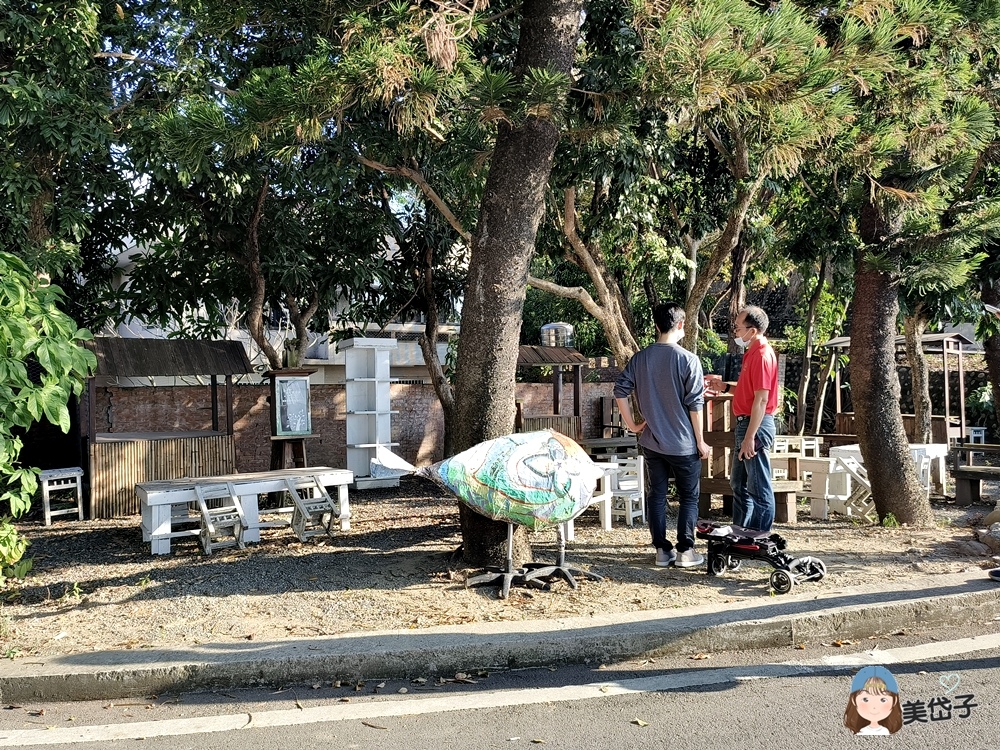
[
  {"xmin": 655, "ymin": 548, "xmax": 676, "ymax": 567},
  {"xmin": 675, "ymin": 549, "xmax": 705, "ymax": 568}
]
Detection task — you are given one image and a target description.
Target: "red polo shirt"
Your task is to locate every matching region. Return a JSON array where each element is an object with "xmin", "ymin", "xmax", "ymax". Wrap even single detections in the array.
[{"xmin": 732, "ymin": 338, "xmax": 779, "ymax": 416}]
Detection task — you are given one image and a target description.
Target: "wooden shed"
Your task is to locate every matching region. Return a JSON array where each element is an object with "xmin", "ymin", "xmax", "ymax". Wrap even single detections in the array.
[
  {"xmin": 820, "ymin": 332, "xmax": 973, "ymax": 444},
  {"xmin": 515, "ymin": 345, "xmax": 590, "ymax": 440},
  {"xmin": 82, "ymin": 338, "xmax": 254, "ymax": 518}
]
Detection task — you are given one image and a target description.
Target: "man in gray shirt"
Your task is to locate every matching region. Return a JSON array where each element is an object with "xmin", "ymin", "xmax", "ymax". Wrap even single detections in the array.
[{"xmin": 614, "ymin": 302, "xmax": 710, "ymax": 568}]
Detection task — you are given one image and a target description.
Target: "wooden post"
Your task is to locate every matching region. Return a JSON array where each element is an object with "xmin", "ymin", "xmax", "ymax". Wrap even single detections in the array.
[
  {"xmin": 956, "ymin": 340, "xmax": 967, "ymax": 441},
  {"xmin": 834, "ymin": 361, "xmax": 842, "ymax": 414},
  {"xmin": 942, "ymin": 343, "xmax": 951, "ymax": 424},
  {"xmin": 88, "ymin": 378, "xmax": 98, "ymax": 439},
  {"xmin": 225, "ymin": 375, "xmax": 234, "ymax": 435},
  {"xmin": 553, "ymin": 365, "xmax": 562, "ymax": 415},
  {"xmin": 210, "ymin": 375, "xmax": 220, "ymax": 432},
  {"xmin": 573, "ymin": 364, "xmax": 583, "ymax": 418}
]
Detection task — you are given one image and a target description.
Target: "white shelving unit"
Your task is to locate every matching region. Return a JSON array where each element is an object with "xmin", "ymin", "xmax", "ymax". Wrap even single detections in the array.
[{"xmin": 341, "ymin": 338, "xmax": 400, "ymax": 489}]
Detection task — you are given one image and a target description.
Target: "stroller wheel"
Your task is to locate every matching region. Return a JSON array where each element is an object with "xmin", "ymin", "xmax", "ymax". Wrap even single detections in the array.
[
  {"xmin": 709, "ymin": 554, "xmax": 728, "ymax": 576},
  {"xmin": 770, "ymin": 569, "xmax": 794, "ymax": 595},
  {"xmin": 727, "ymin": 558, "xmax": 742, "ymax": 572},
  {"xmin": 794, "ymin": 556, "xmax": 826, "ymax": 581}
]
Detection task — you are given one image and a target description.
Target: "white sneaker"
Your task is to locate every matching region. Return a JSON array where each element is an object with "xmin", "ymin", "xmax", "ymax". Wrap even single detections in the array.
[
  {"xmin": 675, "ymin": 549, "xmax": 704, "ymax": 568},
  {"xmin": 655, "ymin": 548, "xmax": 676, "ymax": 567}
]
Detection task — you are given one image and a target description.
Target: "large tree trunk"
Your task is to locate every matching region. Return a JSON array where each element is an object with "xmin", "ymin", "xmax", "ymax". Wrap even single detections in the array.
[
  {"xmin": 903, "ymin": 306, "xmax": 931, "ymax": 444},
  {"xmin": 983, "ymin": 280, "xmax": 1000, "ymax": 427},
  {"xmin": 452, "ymin": 0, "xmax": 582, "ymax": 568},
  {"xmin": 851, "ymin": 250, "xmax": 932, "ymax": 526}
]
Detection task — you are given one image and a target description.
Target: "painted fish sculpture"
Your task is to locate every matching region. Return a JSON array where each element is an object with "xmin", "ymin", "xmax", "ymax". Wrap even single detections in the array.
[{"xmin": 423, "ymin": 430, "xmax": 605, "ymax": 531}]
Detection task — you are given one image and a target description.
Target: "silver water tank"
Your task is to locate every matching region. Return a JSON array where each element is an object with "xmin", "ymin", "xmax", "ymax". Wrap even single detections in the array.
[{"xmin": 540, "ymin": 322, "xmax": 574, "ymax": 348}]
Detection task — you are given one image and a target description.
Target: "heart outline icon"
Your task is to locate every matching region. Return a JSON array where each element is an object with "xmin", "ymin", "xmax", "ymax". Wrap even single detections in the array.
[{"xmin": 939, "ymin": 673, "xmax": 961, "ymax": 695}]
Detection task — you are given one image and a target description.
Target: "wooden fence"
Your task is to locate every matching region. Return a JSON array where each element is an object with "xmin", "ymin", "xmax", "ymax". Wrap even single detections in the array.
[{"xmin": 89, "ymin": 434, "xmax": 236, "ymax": 518}]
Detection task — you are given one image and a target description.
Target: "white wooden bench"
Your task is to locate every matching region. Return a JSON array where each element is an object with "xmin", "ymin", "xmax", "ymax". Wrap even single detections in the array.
[{"xmin": 136, "ymin": 467, "xmax": 353, "ymax": 555}]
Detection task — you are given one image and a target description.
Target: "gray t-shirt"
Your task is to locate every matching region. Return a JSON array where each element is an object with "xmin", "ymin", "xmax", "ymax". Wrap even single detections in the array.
[{"xmin": 613, "ymin": 342, "xmax": 705, "ymax": 456}]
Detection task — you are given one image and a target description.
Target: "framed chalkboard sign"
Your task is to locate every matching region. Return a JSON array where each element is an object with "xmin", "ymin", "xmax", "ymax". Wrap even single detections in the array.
[{"xmin": 269, "ymin": 372, "xmax": 313, "ymax": 437}]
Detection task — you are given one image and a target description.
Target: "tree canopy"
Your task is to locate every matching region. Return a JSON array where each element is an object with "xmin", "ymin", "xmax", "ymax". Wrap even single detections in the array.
[{"xmin": 8, "ymin": 0, "xmax": 1000, "ymax": 537}]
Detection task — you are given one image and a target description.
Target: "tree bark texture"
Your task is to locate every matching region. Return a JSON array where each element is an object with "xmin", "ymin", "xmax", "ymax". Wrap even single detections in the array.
[
  {"xmin": 850, "ymin": 260, "xmax": 932, "ymax": 526},
  {"xmin": 452, "ymin": 0, "xmax": 582, "ymax": 567},
  {"xmin": 903, "ymin": 307, "xmax": 931, "ymax": 444}
]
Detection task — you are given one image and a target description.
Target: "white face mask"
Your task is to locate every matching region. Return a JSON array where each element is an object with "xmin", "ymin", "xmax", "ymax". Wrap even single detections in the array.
[{"xmin": 733, "ymin": 333, "xmax": 751, "ymax": 349}]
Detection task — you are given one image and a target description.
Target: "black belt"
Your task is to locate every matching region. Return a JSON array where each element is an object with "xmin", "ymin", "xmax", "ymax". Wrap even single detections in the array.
[{"xmin": 736, "ymin": 414, "xmax": 750, "ymax": 421}]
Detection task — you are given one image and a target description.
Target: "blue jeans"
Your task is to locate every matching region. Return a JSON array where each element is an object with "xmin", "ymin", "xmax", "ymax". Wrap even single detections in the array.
[
  {"xmin": 642, "ymin": 447, "xmax": 702, "ymax": 553},
  {"xmin": 730, "ymin": 414, "xmax": 776, "ymax": 532}
]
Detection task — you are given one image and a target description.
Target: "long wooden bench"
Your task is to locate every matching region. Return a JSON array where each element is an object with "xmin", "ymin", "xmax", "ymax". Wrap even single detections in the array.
[
  {"xmin": 952, "ymin": 466, "xmax": 1000, "ymax": 506},
  {"xmin": 698, "ymin": 478, "xmax": 803, "ymax": 524}
]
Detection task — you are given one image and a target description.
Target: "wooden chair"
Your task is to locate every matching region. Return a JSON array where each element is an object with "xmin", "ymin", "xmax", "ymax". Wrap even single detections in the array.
[
  {"xmin": 194, "ymin": 483, "xmax": 247, "ymax": 554},
  {"xmin": 609, "ymin": 455, "xmax": 646, "ymax": 527},
  {"xmin": 284, "ymin": 477, "xmax": 340, "ymax": 541}
]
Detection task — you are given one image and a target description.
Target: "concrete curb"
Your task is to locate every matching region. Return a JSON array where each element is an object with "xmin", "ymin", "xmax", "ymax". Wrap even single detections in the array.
[{"xmin": 2, "ymin": 570, "xmax": 998, "ymax": 703}]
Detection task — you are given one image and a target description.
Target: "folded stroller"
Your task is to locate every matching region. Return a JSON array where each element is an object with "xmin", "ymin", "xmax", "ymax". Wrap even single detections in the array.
[{"xmin": 695, "ymin": 521, "xmax": 826, "ymax": 594}]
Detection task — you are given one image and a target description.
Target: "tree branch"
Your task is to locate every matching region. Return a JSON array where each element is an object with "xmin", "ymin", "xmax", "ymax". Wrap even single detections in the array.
[
  {"xmin": 356, "ymin": 154, "xmax": 472, "ymax": 244},
  {"xmin": 798, "ymin": 174, "xmax": 839, "ymax": 220},
  {"xmin": 526, "ymin": 275, "xmax": 606, "ymax": 319}
]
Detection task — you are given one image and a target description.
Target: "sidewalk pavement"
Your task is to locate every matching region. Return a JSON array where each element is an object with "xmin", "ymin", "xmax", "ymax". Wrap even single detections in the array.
[{"xmin": 1, "ymin": 570, "xmax": 998, "ymax": 704}]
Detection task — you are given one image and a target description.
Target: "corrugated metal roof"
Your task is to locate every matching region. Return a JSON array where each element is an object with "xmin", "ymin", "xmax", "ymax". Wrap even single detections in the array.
[
  {"xmin": 85, "ymin": 338, "xmax": 254, "ymax": 378},
  {"xmin": 821, "ymin": 332, "xmax": 975, "ymax": 351},
  {"xmin": 517, "ymin": 345, "xmax": 589, "ymax": 367}
]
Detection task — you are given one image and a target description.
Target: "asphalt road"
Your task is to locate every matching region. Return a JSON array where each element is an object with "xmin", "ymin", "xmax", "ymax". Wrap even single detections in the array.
[{"xmin": 2, "ymin": 621, "xmax": 998, "ymax": 750}]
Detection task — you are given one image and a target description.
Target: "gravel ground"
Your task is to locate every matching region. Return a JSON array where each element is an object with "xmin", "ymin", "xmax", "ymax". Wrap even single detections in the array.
[{"xmin": 0, "ymin": 475, "xmax": 996, "ymax": 660}]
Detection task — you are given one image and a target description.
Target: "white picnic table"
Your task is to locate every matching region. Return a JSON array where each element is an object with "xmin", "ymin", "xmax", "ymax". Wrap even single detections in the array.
[{"xmin": 136, "ymin": 467, "xmax": 353, "ymax": 554}]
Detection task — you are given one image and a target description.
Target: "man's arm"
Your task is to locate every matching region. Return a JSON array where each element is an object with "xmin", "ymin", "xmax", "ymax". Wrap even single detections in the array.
[
  {"xmin": 738, "ymin": 389, "xmax": 770, "ymax": 460},
  {"xmin": 616, "ymin": 397, "xmax": 646, "ymax": 434},
  {"xmin": 704, "ymin": 375, "xmax": 735, "ymax": 394},
  {"xmin": 688, "ymin": 409, "xmax": 710, "ymax": 459}
]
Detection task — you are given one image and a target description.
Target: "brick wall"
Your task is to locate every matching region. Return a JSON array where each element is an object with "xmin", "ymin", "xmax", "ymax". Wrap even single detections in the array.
[{"xmin": 97, "ymin": 380, "xmax": 620, "ymax": 472}]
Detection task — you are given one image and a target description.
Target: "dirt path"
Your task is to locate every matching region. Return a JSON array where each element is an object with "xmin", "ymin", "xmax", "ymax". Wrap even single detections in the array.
[{"xmin": 1, "ymin": 477, "xmax": 994, "ymax": 660}]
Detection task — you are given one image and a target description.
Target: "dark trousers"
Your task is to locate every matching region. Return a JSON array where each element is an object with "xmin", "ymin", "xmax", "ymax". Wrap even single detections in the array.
[{"xmin": 642, "ymin": 447, "xmax": 702, "ymax": 553}]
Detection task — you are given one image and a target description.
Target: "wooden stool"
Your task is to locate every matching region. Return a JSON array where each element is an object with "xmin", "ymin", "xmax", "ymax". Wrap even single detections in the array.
[
  {"xmin": 609, "ymin": 456, "xmax": 646, "ymax": 527},
  {"xmin": 39, "ymin": 468, "xmax": 85, "ymax": 525}
]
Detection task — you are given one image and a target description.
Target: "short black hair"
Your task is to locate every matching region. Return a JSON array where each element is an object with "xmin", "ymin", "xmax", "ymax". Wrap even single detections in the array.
[
  {"xmin": 653, "ymin": 302, "xmax": 685, "ymax": 333},
  {"xmin": 740, "ymin": 305, "xmax": 769, "ymax": 335}
]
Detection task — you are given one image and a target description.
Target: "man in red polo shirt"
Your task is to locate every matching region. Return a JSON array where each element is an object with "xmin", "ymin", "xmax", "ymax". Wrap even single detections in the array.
[{"xmin": 705, "ymin": 306, "xmax": 779, "ymax": 531}]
